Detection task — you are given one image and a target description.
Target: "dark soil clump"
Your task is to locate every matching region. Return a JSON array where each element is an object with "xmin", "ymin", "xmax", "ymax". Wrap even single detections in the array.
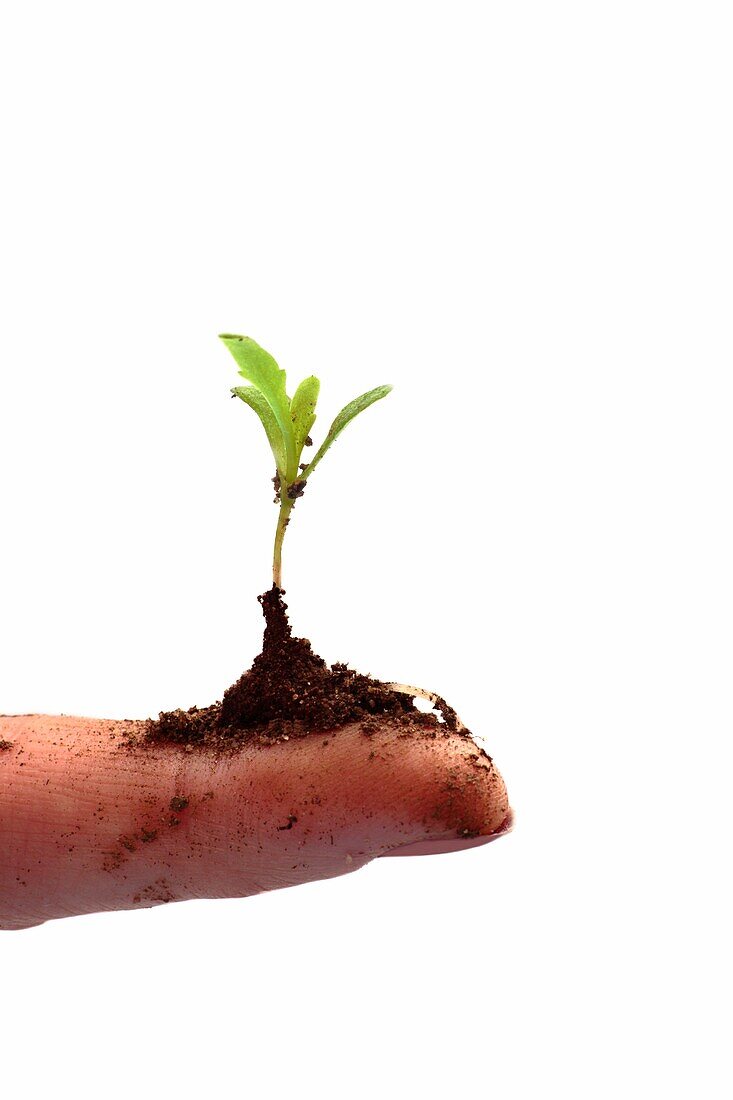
[
  {"xmin": 145, "ymin": 587, "xmax": 458, "ymax": 748},
  {"xmin": 0, "ymin": 740, "xmax": 13, "ymax": 752}
]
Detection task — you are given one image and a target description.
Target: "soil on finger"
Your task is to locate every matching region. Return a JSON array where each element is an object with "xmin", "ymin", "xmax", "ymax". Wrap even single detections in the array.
[{"xmin": 143, "ymin": 588, "xmax": 464, "ymax": 749}]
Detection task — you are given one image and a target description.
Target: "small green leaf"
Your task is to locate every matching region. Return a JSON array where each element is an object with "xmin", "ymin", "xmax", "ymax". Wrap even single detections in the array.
[
  {"xmin": 290, "ymin": 376, "xmax": 320, "ymax": 465},
  {"xmin": 231, "ymin": 386, "xmax": 288, "ymax": 476},
  {"xmin": 220, "ymin": 335, "xmax": 296, "ymax": 478},
  {"xmin": 303, "ymin": 384, "xmax": 392, "ymax": 480}
]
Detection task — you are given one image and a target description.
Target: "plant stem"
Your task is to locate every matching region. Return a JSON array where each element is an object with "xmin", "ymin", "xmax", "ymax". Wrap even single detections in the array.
[{"xmin": 273, "ymin": 488, "xmax": 294, "ymax": 589}]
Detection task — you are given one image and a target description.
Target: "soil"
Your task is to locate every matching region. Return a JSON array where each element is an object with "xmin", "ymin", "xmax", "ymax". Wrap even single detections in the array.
[
  {"xmin": 144, "ymin": 587, "xmax": 462, "ymax": 748},
  {"xmin": 0, "ymin": 740, "xmax": 13, "ymax": 752}
]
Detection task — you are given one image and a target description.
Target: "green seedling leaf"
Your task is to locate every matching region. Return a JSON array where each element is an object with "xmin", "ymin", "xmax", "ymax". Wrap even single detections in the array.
[
  {"xmin": 303, "ymin": 384, "xmax": 392, "ymax": 480},
  {"xmin": 231, "ymin": 385, "xmax": 288, "ymax": 476},
  {"xmin": 290, "ymin": 376, "xmax": 320, "ymax": 465},
  {"xmin": 220, "ymin": 335, "xmax": 295, "ymax": 478},
  {"xmin": 222, "ymin": 331, "xmax": 392, "ymax": 589}
]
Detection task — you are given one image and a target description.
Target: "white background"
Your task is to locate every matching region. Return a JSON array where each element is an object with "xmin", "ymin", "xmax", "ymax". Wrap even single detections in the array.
[{"xmin": 1, "ymin": 2, "xmax": 730, "ymax": 1097}]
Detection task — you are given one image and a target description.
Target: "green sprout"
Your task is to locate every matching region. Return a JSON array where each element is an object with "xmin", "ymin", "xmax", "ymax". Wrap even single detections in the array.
[{"xmin": 220, "ymin": 334, "xmax": 392, "ymax": 588}]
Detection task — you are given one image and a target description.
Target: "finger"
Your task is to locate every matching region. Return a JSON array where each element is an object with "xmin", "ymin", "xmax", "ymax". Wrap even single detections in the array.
[{"xmin": 0, "ymin": 713, "xmax": 511, "ymax": 930}]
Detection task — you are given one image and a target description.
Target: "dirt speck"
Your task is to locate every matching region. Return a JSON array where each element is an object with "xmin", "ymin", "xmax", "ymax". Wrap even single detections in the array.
[
  {"xmin": 286, "ymin": 479, "xmax": 307, "ymax": 500},
  {"xmin": 138, "ymin": 878, "xmax": 175, "ymax": 904},
  {"xmin": 102, "ymin": 850, "xmax": 125, "ymax": 872}
]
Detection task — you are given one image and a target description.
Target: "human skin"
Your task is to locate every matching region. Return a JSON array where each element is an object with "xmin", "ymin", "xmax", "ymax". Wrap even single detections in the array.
[{"xmin": 0, "ymin": 714, "xmax": 512, "ymax": 931}]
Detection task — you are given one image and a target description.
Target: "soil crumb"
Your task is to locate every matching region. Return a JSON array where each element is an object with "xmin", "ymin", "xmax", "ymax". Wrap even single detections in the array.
[
  {"xmin": 145, "ymin": 587, "xmax": 460, "ymax": 748},
  {"xmin": 0, "ymin": 740, "xmax": 13, "ymax": 752}
]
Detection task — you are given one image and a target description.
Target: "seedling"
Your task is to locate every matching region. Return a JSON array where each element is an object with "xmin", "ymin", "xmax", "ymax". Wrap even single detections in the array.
[{"xmin": 220, "ymin": 334, "xmax": 392, "ymax": 589}]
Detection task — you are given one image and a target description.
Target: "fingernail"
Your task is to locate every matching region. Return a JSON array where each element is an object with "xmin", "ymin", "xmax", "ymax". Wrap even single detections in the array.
[{"xmin": 380, "ymin": 811, "xmax": 514, "ymax": 857}]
